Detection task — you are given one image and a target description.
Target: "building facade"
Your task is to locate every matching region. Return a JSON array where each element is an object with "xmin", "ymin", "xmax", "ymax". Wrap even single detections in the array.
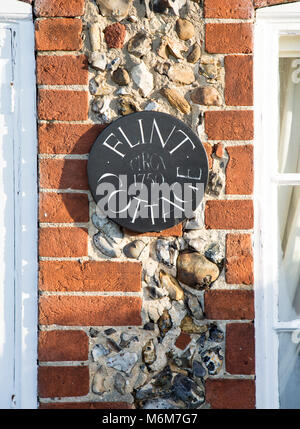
[{"xmin": 1, "ymin": 0, "xmax": 299, "ymax": 409}]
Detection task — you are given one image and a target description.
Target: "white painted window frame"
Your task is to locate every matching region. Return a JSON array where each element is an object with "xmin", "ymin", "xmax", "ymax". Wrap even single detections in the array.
[
  {"xmin": 255, "ymin": 2, "xmax": 300, "ymax": 409},
  {"xmin": 0, "ymin": 1, "xmax": 37, "ymax": 409}
]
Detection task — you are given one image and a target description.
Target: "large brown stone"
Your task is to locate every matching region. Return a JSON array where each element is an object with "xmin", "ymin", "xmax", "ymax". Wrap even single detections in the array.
[
  {"xmin": 177, "ymin": 251, "xmax": 219, "ymax": 289},
  {"xmin": 191, "ymin": 86, "xmax": 222, "ymax": 106},
  {"xmin": 161, "ymin": 88, "xmax": 191, "ymax": 114}
]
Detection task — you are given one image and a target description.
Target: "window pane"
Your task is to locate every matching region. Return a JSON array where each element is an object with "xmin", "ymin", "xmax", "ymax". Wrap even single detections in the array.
[
  {"xmin": 278, "ymin": 186, "xmax": 300, "ymax": 321},
  {"xmin": 279, "ymin": 44, "xmax": 300, "ymax": 173},
  {"xmin": 278, "ymin": 331, "xmax": 300, "ymax": 409}
]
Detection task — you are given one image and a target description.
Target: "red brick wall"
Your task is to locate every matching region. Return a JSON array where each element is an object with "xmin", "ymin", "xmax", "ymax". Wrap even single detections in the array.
[
  {"xmin": 31, "ymin": 0, "xmax": 298, "ymax": 410},
  {"xmin": 35, "ymin": 0, "xmax": 138, "ymax": 409}
]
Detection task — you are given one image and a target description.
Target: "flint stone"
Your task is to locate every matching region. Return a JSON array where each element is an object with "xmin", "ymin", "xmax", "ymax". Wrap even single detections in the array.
[
  {"xmin": 201, "ymin": 347, "xmax": 223, "ymax": 376},
  {"xmin": 193, "ymin": 360, "xmax": 206, "ymax": 378},
  {"xmin": 123, "ymin": 240, "xmax": 145, "ymax": 259},
  {"xmin": 177, "ymin": 251, "xmax": 219, "ymax": 288},
  {"xmin": 89, "ymin": 24, "xmax": 101, "ymax": 52},
  {"xmin": 92, "ymin": 213, "xmax": 123, "ymax": 241},
  {"xmin": 93, "ymin": 232, "xmax": 121, "ymax": 258},
  {"xmin": 191, "ymin": 86, "xmax": 222, "ymax": 106},
  {"xmin": 119, "ymin": 96, "xmax": 140, "ymax": 115},
  {"xmin": 157, "ymin": 36, "xmax": 188, "ymax": 60},
  {"xmin": 131, "ymin": 62, "xmax": 153, "ymax": 97},
  {"xmin": 155, "ymin": 239, "xmax": 178, "ymax": 267},
  {"xmin": 89, "ymin": 327, "xmax": 99, "ymax": 338},
  {"xmin": 144, "ymin": 322, "xmax": 155, "ymax": 331},
  {"xmin": 92, "ymin": 344, "xmax": 110, "ymax": 361},
  {"xmin": 168, "ymin": 64, "xmax": 195, "ymax": 85},
  {"xmin": 114, "ymin": 372, "xmax": 126, "ymax": 395},
  {"xmin": 120, "ymin": 332, "xmax": 138, "ymax": 348},
  {"xmin": 187, "ymin": 43, "xmax": 201, "ymax": 63},
  {"xmin": 158, "ymin": 309, "xmax": 172, "ymax": 337},
  {"xmin": 181, "ymin": 316, "xmax": 208, "ymax": 335},
  {"xmin": 142, "ymin": 339, "xmax": 156, "ymax": 365},
  {"xmin": 92, "ymin": 367, "xmax": 108, "ymax": 395},
  {"xmin": 143, "ymin": 399, "xmax": 180, "ymax": 409},
  {"xmin": 172, "ymin": 374, "xmax": 205, "ymax": 408},
  {"xmin": 159, "ymin": 270, "xmax": 184, "ymax": 301},
  {"xmin": 112, "ymin": 67, "xmax": 130, "ymax": 86},
  {"xmin": 89, "ymin": 52, "xmax": 107, "ymax": 71},
  {"xmin": 106, "ymin": 338, "xmax": 122, "ymax": 353},
  {"xmin": 127, "ymin": 32, "xmax": 152, "ymax": 57},
  {"xmin": 186, "ymin": 295, "xmax": 204, "ymax": 320},
  {"xmin": 96, "ymin": 0, "xmax": 133, "ymax": 21},
  {"xmin": 161, "ymin": 88, "xmax": 191, "ymax": 114},
  {"xmin": 106, "ymin": 351, "xmax": 138, "ymax": 374},
  {"xmin": 176, "ymin": 18, "xmax": 195, "ymax": 40},
  {"xmin": 209, "ymin": 324, "xmax": 224, "ymax": 343},
  {"xmin": 104, "ymin": 328, "xmax": 116, "ymax": 336}
]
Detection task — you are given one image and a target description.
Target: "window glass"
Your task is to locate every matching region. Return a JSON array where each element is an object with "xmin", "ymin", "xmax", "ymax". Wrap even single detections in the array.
[
  {"xmin": 278, "ymin": 331, "xmax": 300, "ymax": 408},
  {"xmin": 279, "ymin": 37, "xmax": 300, "ymax": 174},
  {"xmin": 278, "ymin": 185, "xmax": 300, "ymax": 321}
]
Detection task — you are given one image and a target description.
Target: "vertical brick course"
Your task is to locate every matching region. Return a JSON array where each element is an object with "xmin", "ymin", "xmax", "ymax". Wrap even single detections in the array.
[
  {"xmin": 204, "ymin": 0, "xmax": 254, "ymax": 18},
  {"xmin": 225, "ymin": 323, "xmax": 255, "ymax": 374},
  {"xmin": 225, "ymin": 55, "xmax": 253, "ymax": 106},
  {"xmin": 38, "ymin": 366, "xmax": 89, "ymax": 398},
  {"xmin": 206, "ymin": 379, "xmax": 255, "ymax": 409},
  {"xmin": 205, "ymin": 24, "xmax": 253, "ymax": 54},
  {"xmin": 35, "ymin": 19, "xmax": 83, "ymax": 51},
  {"xmin": 36, "ymin": 55, "xmax": 88, "ymax": 85},
  {"xmin": 226, "ymin": 145, "xmax": 254, "ymax": 195},
  {"xmin": 38, "ymin": 330, "xmax": 89, "ymax": 362},
  {"xmin": 34, "ymin": 0, "xmax": 85, "ymax": 17},
  {"xmin": 226, "ymin": 234, "xmax": 254, "ymax": 284}
]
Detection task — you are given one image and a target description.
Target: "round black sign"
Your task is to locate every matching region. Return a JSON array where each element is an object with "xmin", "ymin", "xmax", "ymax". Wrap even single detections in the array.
[{"xmin": 88, "ymin": 112, "xmax": 208, "ymax": 233}]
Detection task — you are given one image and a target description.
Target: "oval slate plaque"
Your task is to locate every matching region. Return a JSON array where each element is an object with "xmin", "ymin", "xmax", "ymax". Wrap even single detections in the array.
[{"xmin": 88, "ymin": 111, "xmax": 208, "ymax": 233}]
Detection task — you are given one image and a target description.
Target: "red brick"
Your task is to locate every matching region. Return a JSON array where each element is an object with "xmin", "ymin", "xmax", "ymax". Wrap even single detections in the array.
[
  {"xmin": 36, "ymin": 55, "xmax": 88, "ymax": 85},
  {"xmin": 206, "ymin": 23, "xmax": 253, "ymax": 54},
  {"xmin": 38, "ymin": 123, "xmax": 105, "ymax": 155},
  {"xmin": 214, "ymin": 143, "xmax": 225, "ymax": 159},
  {"xmin": 38, "ymin": 330, "xmax": 88, "ymax": 362},
  {"xmin": 225, "ymin": 56, "xmax": 253, "ymax": 106},
  {"xmin": 226, "ymin": 146, "xmax": 253, "ymax": 195},
  {"xmin": 104, "ymin": 23, "xmax": 126, "ymax": 49},
  {"xmin": 39, "ymin": 295, "xmax": 142, "ymax": 326},
  {"xmin": 205, "ymin": 200, "xmax": 253, "ymax": 230},
  {"xmin": 38, "ymin": 366, "xmax": 89, "ymax": 398},
  {"xmin": 35, "ymin": 19, "xmax": 82, "ymax": 51},
  {"xmin": 38, "ymin": 90, "xmax": 88, "ymax": 121},
  {"xmin": 204, "ymin": 143, "xmax": 213, "ymax": 169},
  {"xmin": 254, "ymin": 0, "xmax": 295, "ymax": 7},
  {"xmin": 39, "ymin": 227, "xmax": 88, "ymax": 257},
  {"xmin": 39, "ymin": 260, "xmax": 142, "ymax": 292},
  {"xmin": 204, "ymin": 290, "xmax": 254, "ymax": 320},
  {"xmin": 39, "ymin": 159, "xmax": 88, "ymax": 190},
  {"xmin": 39, "ymin": 402, "xmax": 133, "ymax": 409},
  {"xmin": 175, "ymin": 332, "xmax": 192, "ymax": 350},
  {"xmin": 226, "ymin": 323, "xmax": 255, "ymax": 375},
  {"xmin": 205, "ymin": 111, "xmax": 254, "ymax": 140},
  {"xmin": 206, "ymin": 379, "xmax": 255, "ymax": 409},
  {"xmin": 124, "ymin": 223, "xmax": 183, "ymax": 238},
  {"xmin": 39, "ymin": 193, "xmax": 89, "ymax": 223},
  {"xmin": 35, "ymin": 0, "xmax": 85, "ymax": 17},
  {"xmin": 226, "ymin": 234, "xmax": 254, "ymax": 285},
  {"xmin": 204, "ymin": 0, "xmax": 254, "ymax": 18}
]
